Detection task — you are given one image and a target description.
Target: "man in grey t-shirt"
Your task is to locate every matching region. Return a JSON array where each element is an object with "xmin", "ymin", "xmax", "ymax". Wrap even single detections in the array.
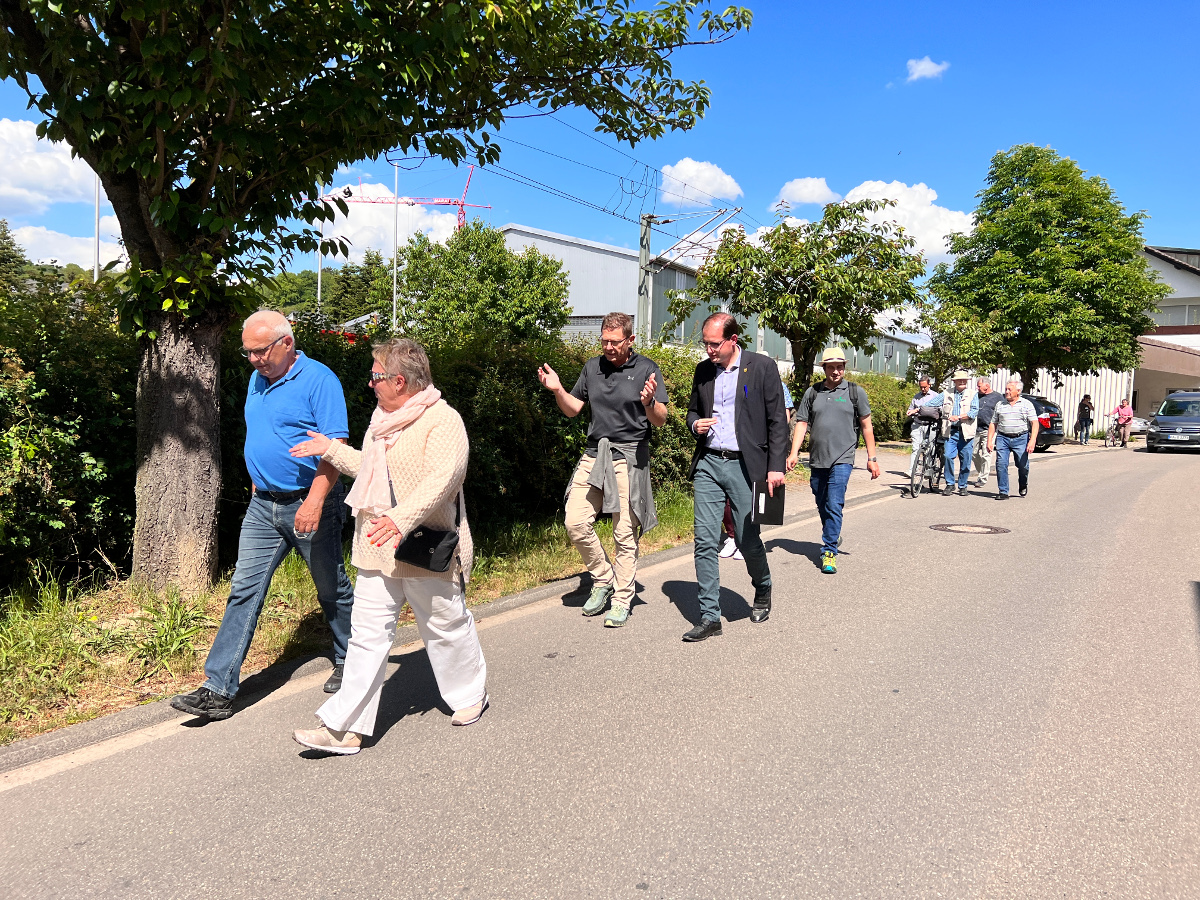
[{"xmin": 786, "ymin": 347, "xmax": 881, "ymax": 574}]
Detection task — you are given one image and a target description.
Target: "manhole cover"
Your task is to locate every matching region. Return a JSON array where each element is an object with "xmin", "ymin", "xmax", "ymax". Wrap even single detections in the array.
[{"xmin": 929, "ymin": 524, "xmax": 1011, "ymax": 535}]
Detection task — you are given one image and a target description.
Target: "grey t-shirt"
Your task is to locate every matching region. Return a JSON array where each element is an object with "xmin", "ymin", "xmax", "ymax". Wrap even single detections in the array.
[
  {"xmin": 977, "ymin": 390, "xmax": 1003, "ymax": 427},
  {"xmin": 570, "ymin": 350, "xmax": 668, "ymax": 450},
  {"xmin": 796, "ymin": 381, "xmax": 871, "ymax": 469}
]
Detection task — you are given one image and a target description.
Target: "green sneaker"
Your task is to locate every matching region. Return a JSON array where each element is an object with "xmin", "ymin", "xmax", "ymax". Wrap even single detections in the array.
[
  {"xmin": 603, "ymin": 604, "xmax": 630, "ymax": 628},
  {"xmin": 821, "ymin": 551, "xmax": 837, "ymax": 574},
  {"xmin": 582, "ymin": 583, "xmax": 614, "ymax": 616}
]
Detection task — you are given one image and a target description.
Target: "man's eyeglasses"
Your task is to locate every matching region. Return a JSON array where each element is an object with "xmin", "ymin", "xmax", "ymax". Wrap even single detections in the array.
[
  {"xmin": 600, "ymin": 337, "xmax": 632, "ymax": 348},
  {"xmin": 369, "ymin": 371, "xmax": 398, "ymax": 383},
  {"xmin": 240, "ymin": 335, "xmax": 285, "ymax": 359},
  {"xmin": 702, "ymin": 337, "xmax": 731, "ymax": 351}
]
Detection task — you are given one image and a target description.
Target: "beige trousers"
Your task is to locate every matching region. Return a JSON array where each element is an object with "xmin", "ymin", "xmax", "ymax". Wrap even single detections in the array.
[
  {"xmin": 972, "ymin": 435, "xmax": 993, "ymax": 481},
  {"xmin": 565, "ymin": 454, "xmax": 639, "ymax": 609}
]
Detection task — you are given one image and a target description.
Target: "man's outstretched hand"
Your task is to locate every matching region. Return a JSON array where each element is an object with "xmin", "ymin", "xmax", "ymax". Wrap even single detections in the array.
[
  {"xmin": 640, "ymin": 372, "xmax": 658, "ymax": 407},
  {"xmin": 537, "ymin": 363, "xmax": 562, "ymax": 393}
]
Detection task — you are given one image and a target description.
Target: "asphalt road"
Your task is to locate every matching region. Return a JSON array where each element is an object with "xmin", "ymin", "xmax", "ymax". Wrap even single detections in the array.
[{"xmin": 2, "ymin": 446, "xmax": 1199, "ymax": 899}]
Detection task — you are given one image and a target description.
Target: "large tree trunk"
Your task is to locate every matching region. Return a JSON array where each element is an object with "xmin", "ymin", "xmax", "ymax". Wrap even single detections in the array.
[
  {"xmin": 132, "ymin": 308, "xmax": 231, "ymax": 593},
  {"xmin": 793, "ymin": 340, "xmax": 818, "ymax": 384}
]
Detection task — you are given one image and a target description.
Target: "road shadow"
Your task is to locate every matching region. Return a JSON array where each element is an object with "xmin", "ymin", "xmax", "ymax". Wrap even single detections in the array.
[
  {"xmin": 362, "ymin": 646, "xmax": 450, "ymax": 745},
  {"xmin": 180, "ymin": 651, "xmax": 330, "ymax": 728},
  {"xmin": 662, "ymin": 579, "xmax": 752, "ymax": 625},
  {"xmin": 764, "ymin": 537, "xmax": 823, "ymax": 566},
  {"xmin": 558, "ymin": 573, "xmax": 648, "ymax": 611}
]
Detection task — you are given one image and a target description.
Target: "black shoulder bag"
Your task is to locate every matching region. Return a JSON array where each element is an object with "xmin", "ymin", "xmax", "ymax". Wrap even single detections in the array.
[{"xmin": 392, "ymin": 490, "xmax": 463, "ymax": 574}]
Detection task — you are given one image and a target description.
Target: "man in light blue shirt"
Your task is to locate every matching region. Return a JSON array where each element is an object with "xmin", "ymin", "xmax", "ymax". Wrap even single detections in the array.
[
  {"xmin": 906, "ymin": 376, "xmax": 943, "ymax": 476},
  {"xmin": 941, "ymin": 371, "xmax": 978, "ymax": 495},
  {"xmin": 171, "ymin": 311, "xmax": 355, "ymax": 721}
]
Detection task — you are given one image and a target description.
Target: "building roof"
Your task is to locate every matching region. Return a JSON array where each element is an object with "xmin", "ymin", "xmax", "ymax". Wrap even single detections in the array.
[
  {"xmin": 1145, "ymin": 246, "xmax": 1200, "ymax": 278},
  {"xmin": 499, "ymin": 222, "xmax": 698, "ymax": 274}
]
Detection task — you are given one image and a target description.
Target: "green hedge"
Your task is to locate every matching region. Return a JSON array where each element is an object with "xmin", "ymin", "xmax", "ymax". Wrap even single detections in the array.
[{"xmin": 788, "ymin": 369, "xmax": 918, "ymax": 443}]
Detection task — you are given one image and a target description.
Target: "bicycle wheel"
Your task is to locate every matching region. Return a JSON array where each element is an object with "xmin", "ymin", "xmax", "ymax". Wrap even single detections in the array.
[
  {"xmin": 1104, "ymin": 426, "xmax": 1115, "ymax": 448},
  {"xmin": 928, "ymin": 446, "xmax": 943, "ymax": 493},
  {"xmin": 911, "ymin": 452, "xmax": 925, "ymax": 496}
]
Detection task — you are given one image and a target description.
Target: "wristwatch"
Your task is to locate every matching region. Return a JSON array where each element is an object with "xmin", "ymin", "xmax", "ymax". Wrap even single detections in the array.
[{"xmin": 867, "ymin": 456, "xmax": 878, "ymax": 462}]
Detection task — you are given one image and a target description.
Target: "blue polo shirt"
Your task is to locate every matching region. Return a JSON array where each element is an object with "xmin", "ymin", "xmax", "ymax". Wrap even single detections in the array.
[{"xmin": 243, "ymin": 352, "xmax": 350, "ymax": 492}]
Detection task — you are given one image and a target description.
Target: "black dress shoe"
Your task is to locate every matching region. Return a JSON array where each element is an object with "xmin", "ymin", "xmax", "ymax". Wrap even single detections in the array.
[
  {"xmin": 1019, "ymin": 486, "xmax": 1028, "ymax": 497},
  {"xmin": 682, "ymin": 619, "xmax": 723, "ymax": 642},
  {"xmin": 942, "ymin": 486, "xmax": 954, "ymax": 496},
  {"xmin": 323, "ymin": 663, "xmax": 344, "ymax": 693},
  {"xmin": 750, "ymin": 590, "xmax": 772, "ymax": 624},
  {"xmin": 169, "ymin": 687, "xmax": 233, "ymax": 720},
  {"xmin": 995, "ymin": 493, "xmax": 1009, "ymax": 501}
]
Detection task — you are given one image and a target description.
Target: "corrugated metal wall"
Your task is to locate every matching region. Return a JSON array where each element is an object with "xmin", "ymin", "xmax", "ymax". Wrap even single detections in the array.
[{"xmin": 983, "ymin": 368, "xmax": 1135, "ymax": 438}]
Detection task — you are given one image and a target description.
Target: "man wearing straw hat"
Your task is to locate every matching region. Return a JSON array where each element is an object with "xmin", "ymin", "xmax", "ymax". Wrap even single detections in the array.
[{"xmin": 941, "ymin": 370, "xmax": 978, "ymax": 496}]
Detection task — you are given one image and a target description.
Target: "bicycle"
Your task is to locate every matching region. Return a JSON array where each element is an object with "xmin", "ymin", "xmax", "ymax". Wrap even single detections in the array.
[
  {"xmin": 909, "ymin": 415, "xmax": 945, "ymax": 497},
  {"xmin": 1104, "ymin": 416, "xmax": 1129, "ymax": 448}
]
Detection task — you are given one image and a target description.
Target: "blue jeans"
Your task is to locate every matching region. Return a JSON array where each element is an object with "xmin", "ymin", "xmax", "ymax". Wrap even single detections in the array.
[
  {"xmin": 203, "ymin": 482, "xmax": 354, "ymax": 698},
  {"xmin": 810, "ymin": 463, "xmax": 853, "ymax": 555},
  {"xmin": 943, "ymin": 430, "xmax": 975, "ymax": 490},
  {"xmin": 693, "ymin": 454, "xmax": 771, "ymax": 624},
  {"xmin": 1078, "ymin": 418, "xmax": 1092, "ymax": 444},
  {"xmin": 994, "ymin": 433, "xmax": 1030, "ymax": 496}
]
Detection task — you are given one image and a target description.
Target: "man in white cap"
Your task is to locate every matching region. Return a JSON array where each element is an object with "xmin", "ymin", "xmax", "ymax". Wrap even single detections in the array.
[
  {"xmin": 787, "ymin": 347, "xmax": 881, "ymax": 574},
  {"xmin": 940, "ymin": 370, "xmax": 978, "ymax": 496}
]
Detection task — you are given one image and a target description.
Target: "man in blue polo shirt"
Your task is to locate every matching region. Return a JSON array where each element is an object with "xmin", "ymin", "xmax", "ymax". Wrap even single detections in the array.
[{"xmin": 171, "ymin": 311, "xmax": 355, "ymax": 721}]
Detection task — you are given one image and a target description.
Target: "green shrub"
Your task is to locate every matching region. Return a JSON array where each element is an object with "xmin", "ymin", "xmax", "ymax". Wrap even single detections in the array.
[
  {"xmin": 788, "ymin": 368, "xmax": 918, "ymax": 443},
  {"xmin": 132, "ymin": 588, "xmax": 212, "ymax": 680}
]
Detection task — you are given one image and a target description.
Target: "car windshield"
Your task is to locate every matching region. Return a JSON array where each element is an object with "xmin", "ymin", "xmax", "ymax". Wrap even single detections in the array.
[{"xmin": 1158, "ymin": 398, "xmax": 1200, "ymax": 417}]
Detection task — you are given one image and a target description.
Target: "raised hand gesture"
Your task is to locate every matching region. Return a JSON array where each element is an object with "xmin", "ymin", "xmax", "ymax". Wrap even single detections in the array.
[
  {"xmin": 537, "ymin": 363, "xmax": 562, "ymax": 393},
  {"xmin": 640, "ymin": 372, "xmax": 658, "ymax": 407}
]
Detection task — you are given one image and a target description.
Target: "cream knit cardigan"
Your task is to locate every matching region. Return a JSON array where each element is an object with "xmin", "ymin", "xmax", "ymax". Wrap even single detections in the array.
[{"xmin": 322, "ymin": 398, "xmax": 473, "ymax": 582}]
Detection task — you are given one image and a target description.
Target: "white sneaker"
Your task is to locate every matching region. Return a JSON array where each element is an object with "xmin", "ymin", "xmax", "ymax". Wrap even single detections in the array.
[
  {"xmin": 719, "ymin": 537, "xmax": 738, "ymax": 558},
  {"xmin": 732, "ymin": 548, "xmax": 744, "ymax": 561}
]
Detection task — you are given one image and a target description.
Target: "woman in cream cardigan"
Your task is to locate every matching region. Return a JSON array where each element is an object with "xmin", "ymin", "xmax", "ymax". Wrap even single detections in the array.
[{"xmin": 290, "ymin": 338, "xmax": 487, "ymax": 754}]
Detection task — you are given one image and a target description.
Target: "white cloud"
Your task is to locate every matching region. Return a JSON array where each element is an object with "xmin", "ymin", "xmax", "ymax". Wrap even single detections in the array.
[
  {"xmin": 660, "ymin": 158, "xmax": 742, "ymax": 208},
  {"xmin": 844, "ymin": 180, "xmax": 972, "ymax": 263},
  {"xmin": 906, "ymin": 56, "xmax": 950, "ymax": 82},
  {"xmin": 0, "ymin": 118, "xmax": 98, "ymax": 215},
  {"xmin": 13, "ymin": 215, "xmax": 124, "ymax": 268},
  {"xmin": 773, "ymin": 177, "xmax": 841, "ymax": 209},
  {"xmin": 320, "ymin": 181, "xmax": 459, "ymax": 262}
]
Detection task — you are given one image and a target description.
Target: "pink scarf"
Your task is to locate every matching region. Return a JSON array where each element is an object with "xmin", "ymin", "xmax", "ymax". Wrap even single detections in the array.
[{"xmin": 343, "ymin": 385, "xmax": 442, "ymax": 517}]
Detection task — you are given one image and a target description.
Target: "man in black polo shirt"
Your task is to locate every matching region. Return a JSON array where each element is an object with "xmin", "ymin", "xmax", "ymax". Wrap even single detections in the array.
[{"xmin": 538, "ymin": 311, "xmax": 668, "ymax": 628}]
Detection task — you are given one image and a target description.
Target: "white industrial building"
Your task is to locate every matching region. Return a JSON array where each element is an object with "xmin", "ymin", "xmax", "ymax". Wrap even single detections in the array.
[{"xmin": 501, "ymin": 222, "xmax": 919, "ymax": 378}]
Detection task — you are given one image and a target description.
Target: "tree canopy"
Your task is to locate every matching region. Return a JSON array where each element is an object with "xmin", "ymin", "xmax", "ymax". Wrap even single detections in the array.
[
  {"xmin": 672, "ymin": 200, "xmax": 925, "ymax": 376},
  {"xmin": 0, "ymin": 0, "xmax": 750, "ymax": 589},
  {"xmin": 927, "ymin": 144, "xmax": 1169, "ymax": 391},
  {"xmin": 391, "ymin": 221, "xmax": 570, "ymax": 342}
]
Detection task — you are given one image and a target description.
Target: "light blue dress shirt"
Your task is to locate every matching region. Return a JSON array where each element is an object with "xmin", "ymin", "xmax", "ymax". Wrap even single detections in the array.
[{"xmin": 708, "ymin": 349, "xmax": 741, "ymax": 451}]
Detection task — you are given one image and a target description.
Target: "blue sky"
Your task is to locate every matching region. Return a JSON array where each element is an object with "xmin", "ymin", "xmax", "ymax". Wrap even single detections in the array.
[{"xmin": 2, "ymin": 0, "xmax": 1198, "ymax": 270}]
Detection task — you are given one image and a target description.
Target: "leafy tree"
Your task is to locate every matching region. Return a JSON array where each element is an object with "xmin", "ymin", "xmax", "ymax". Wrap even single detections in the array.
[
  {"xmin": 0, "ymin": 0, "xmax": 750, "ymax": 589},
  {"xmin": 392, "ymin": 221, "xmax": 570, "ymax": 342},
  {"xmin": 928, "ymin": 145, "xmax": 1170, "ymax": 391},
  {"xmin": 0, "ymin": 219, "xmax": 30, "ymax": 293},
  {"xmin": 328, "ymin": 248, "xmax": 387, "ymax": 325},
  {"xmin": 907, "ymin": 302, "xmax": 1003, "ymax": 386},
  {"xmin": 261, "ymin": 270, "xmax": 319, "ymax": 314},
  {"xmin": 671, "ymin": 200, "xmax": 925, "ymax": 376}
]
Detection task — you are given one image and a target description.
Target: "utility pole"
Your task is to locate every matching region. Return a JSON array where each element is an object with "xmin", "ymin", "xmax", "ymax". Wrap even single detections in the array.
[
  {"xmin": 638, "ymin": 213, "xmax": 654, "ymax": 346},
  {"xmin": 392, "ymin": 165, "xmax": 399, "ymax": 331},
  {"xmin": 316, "ymin": 205, "xmax": 324, "ymax": 313}
]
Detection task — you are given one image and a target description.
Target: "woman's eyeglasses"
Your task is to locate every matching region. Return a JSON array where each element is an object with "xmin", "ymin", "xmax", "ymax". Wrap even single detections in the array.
[{"xmin": 369, "ymin": 371, "xmax": 398, "ymax": 383}]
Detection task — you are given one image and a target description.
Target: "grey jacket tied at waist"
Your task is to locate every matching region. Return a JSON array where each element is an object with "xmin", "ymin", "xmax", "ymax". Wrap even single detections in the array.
[{"xmin": 567, "ymin": 438, "xmax": 658, "ymax": 537}]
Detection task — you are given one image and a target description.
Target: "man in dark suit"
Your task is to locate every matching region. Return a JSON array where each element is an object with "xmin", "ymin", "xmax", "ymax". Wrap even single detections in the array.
[{"xmin": 683, "ymin": 312, "xmax": 788, "ymax": 641}]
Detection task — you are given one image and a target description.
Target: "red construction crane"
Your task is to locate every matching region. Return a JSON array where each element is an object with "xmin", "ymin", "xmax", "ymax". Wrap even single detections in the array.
[{"xmin": 319, "ymin": 165, "xmax": 489, "ymax": 228}]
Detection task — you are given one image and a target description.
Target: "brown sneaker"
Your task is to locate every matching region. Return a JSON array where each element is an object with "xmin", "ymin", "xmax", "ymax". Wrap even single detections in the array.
[
  {"xmin": 451, "ymin": 694, "xmax": 490, "ymax": 726},
  {"xmin": 293, "ymin": 723, "xmax": 361, "ymax": 755}
]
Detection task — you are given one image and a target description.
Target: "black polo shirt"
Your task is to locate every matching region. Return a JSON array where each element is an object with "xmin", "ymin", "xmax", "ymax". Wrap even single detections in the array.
[{"xmin": 570, "ymin": 350, "xmax": 667, "ymax": 450}]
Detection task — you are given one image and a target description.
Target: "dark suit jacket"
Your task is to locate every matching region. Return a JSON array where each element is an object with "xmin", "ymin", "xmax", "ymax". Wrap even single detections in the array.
[{"xmin": 686, "ymin": 349, "xmax": 789, "ymax": 484}]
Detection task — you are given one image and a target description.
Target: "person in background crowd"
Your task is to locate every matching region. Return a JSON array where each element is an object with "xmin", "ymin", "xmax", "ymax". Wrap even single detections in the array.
[
  {"xmin": 906, "ymin": 376, "xmax": 943, "ymax": 477},
  {"xmin": 972, "ymin": 378, "xmax": 1002, "ymax": 487},
  {"xmin": 720, "ymin": 376, "xmax": 794, "ymax": 561},
  {"xmin": 171, "ymin": 310, "xmax": 355, "ymax": 722},
  {"xmin": 538, "ymin": 312, "xmax": 668, "ymax": 628},
  {"xmin": 941, "ymin": 371, "xmax": 978, "ymax": 496},
  {"xmin": 1077, "ymin": 394, "xmax": 1095, "ymax": 445},
  {"xmin": 987, "ymin": 378, "xmax": 1040, "ymax": 500},
  {"xmin": 685, "ymin": 313, "xmax": 788, "ymax": 640},
  {"xmin": 787, "ymin": 347, "xmax": 881, "ymax": 575},
  {"xmin": 291, "ymin": 338, "xmax": 486, "ymax": 755},
  {"xmin": 1108, "ymin": 397, "xmax": 1134, "ymax": 448}
]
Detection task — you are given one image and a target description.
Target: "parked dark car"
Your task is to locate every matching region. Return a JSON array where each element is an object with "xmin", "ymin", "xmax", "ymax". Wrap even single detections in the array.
[
  {"xmin": 1023, "ymin": 394, "xmax": 1065, "ymax": 451},
  {"xmin": 1146, "ymin": 391, "xmax": 1200, "ymax": 452}
]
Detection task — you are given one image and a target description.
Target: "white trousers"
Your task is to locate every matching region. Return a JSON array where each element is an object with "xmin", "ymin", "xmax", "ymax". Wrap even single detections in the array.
[{"xmin": 317, "ymin": 570, "xmax": 487, "ymax": 736}]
